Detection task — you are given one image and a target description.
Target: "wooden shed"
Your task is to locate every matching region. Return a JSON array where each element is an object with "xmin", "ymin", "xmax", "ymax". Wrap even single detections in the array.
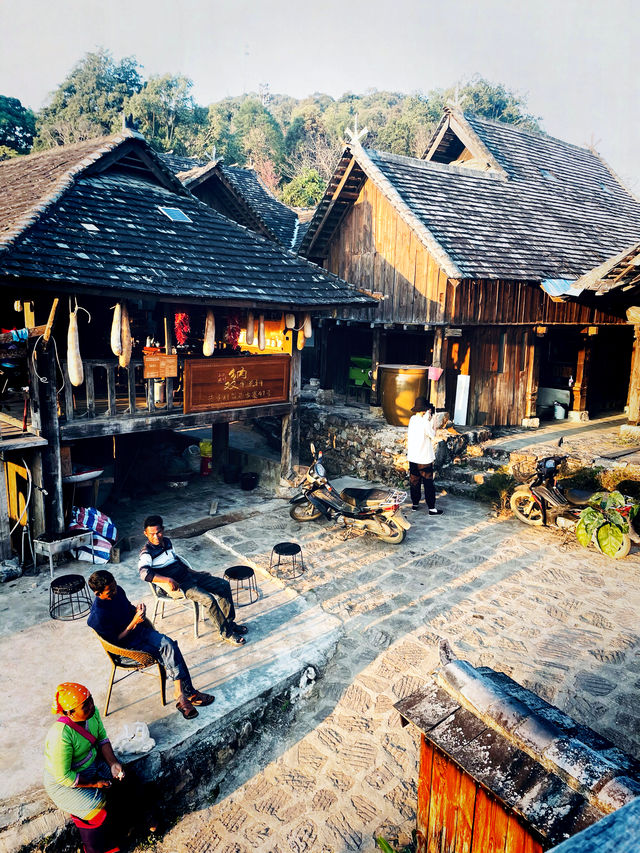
[
  {"xmin": 299, "ymin": 108, "xmax": 640, "ymax": 426},
  {"xmin": 395, "ymin": 659, "xmax": 640, "ymax": 852}
]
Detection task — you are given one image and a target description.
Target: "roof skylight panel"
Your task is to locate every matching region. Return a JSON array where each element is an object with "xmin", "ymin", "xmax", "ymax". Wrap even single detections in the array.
[{"xmin": 158, "ymin": 206, "xmax": 193, "ymax": 223}]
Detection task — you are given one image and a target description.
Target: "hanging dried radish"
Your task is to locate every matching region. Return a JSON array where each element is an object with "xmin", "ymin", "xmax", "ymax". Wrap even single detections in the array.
[
  {"xmin": 246, "ymin": 312, "xmax": 255, "ymax": 345},
  {"xmin": 285, "ymin": 313, "xmax": 295, "ymax": 329},
  {"xmin": 67, "ymin": 305, "xmax": 84, "ymax": 387},
  {"xmin": 258, "ymin": 314, "xmax": 266, "ymax": 351},
  {"xmin": 110, "ymin": 303, "xmax": 122, "ymax": 356},
  {"xmin": 297, "ymin": 329, "xmax": 306, "ymax": 351},
  {"xmin": 303, "ymin": 313, "xmax": 312, "ymax": 338},
  {"xmin": 119, "ymin": 303, "xmax": 132, "ymax": 368},
  {"xmin": 203, "ymin": 309, "xmax": 216, "ymax": 356}
]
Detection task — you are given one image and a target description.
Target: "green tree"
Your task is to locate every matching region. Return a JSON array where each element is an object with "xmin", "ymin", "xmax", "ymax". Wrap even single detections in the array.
[
  {"xmin": 0, "ymin": 95, "xmax": 36, "ymax": 158},
  {"xmin": 426, "ymin": 76, "xmax": 541, "ymax": 132},
  {"xmin": 233, "ymin": 99, "xmax": 285, "ymax": 170},
  {"xmin": 34, "ymin": 49, "xmax": 142, "ymax": 148},
  {"xmin": 282, "ymin": 169, "xmax": 326, "ymax": 207},
  {"xmin": 125, "ymin": 73, "xmax": 198, "ymax": 152}
]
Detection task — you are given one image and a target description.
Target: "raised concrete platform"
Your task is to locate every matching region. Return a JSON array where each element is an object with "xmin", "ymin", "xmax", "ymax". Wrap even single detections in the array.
[{"xmin": 0, "ymin": 498, "xmax": 340, "ymax": 852}]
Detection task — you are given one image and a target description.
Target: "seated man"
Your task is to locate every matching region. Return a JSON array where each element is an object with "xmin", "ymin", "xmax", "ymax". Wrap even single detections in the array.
[
  {"xmin": 138, "ymin": 514, "xmax": 247, "ymax": 646},
  {"xmin": 87, "ymin": 569, "xmax": 215, "ymax": 720}
]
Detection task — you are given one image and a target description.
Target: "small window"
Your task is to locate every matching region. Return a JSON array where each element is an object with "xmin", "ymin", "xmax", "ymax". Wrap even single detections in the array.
[
  {"xmin": 158, "ymin": 206, "xmax": 192, "ymax": 223},
  {"xmin": 81, "ymin": 222, "xmax": 99, "ymax": 232}
]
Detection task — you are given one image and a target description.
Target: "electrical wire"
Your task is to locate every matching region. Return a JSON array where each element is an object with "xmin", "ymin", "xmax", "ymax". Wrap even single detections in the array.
[{"xmin": 31, "ymin": 334, "xmax": 66, "ymax": 394}]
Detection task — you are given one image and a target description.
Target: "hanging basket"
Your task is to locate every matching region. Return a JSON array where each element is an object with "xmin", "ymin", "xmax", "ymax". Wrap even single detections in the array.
[{"xmin": 428, "ymin": 365, "xmax": 444, "ymax": 381}]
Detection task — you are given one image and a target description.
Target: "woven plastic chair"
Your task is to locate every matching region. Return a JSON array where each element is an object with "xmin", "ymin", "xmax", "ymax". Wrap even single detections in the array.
[{"xmin": 96, "ymin": 634, "xmax": 167, "ymax": 716}]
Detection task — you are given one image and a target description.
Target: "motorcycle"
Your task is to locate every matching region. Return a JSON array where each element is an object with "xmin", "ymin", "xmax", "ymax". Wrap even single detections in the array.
[
  {"xmin": 289, "ymin": 444, "xmax": 410, "ymax": 544},
  {"xmin": 509, "ymin": 447, "xmax": 639, "ymax": 559}
]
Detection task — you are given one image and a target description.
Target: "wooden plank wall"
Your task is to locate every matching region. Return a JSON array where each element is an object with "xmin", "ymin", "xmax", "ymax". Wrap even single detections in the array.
[
  {"xmin": 416, "ymin": 737, "xmax": 545, "ymax": 853},
  {"xmin": 466, "ymin": 327, "xmax": 531, "ymax": 426},
  {"xmin": 326, "ymin": 180, "xmax": 624, "ymax": 328}
]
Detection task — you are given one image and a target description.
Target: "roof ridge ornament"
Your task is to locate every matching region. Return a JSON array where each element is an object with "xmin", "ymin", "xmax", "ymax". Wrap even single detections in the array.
[{"xmin": 344, "ymin": 113, "xmax": 369, "ymax": 145}]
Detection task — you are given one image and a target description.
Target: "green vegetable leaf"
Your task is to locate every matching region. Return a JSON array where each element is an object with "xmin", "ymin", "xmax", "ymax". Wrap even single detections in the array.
[
  {"xmin": 576, "ymin": 517, "xmax": 593, "ymax": 548},
  {"xmin": 603, "ymin": 490, "xmax": 626, "ymax": 509},
  {"xmin": 604, "ymin": 509, "xmax": 628, "ymax": 532},
  {"xmin": 596, "ymin": 523, "xmax": 623, "ymax": 557},
  {"xmin": 578, "ymin": 506, "xmax": 602, "ymax": 538},
  {"xmin": 376, "ymin": 839, "xmax": 397, "ymax": 853}
]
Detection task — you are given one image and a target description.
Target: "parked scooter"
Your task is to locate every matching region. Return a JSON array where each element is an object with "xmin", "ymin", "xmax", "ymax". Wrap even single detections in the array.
[
  {"xmin": 509, "ymin": 442, "xmax": 639, "ymax": 559},
  {"xmin": 289, "ymin": 444, "xmax": 410, "ymax": 544}
]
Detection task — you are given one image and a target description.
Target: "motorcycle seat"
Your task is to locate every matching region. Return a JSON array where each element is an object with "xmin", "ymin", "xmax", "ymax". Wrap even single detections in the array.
[
  {"xmin": 561, "ymin": 488, "xmax": 595, "ymax": 506},
  {"xmin": 340, "ymin": 487, "xmax": 390, "ymax": 508}
]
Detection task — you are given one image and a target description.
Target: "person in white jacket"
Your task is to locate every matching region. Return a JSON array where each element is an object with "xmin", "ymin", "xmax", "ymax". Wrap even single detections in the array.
[{"xmin": 407, "ymin": 396, "xmax": 443, "ymax": 514}]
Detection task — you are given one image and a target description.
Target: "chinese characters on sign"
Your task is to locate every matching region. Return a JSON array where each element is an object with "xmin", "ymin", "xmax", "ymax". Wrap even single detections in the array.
[{"xmin": 183, "ymin": 355, "xmax": 290, "ymax": 413}]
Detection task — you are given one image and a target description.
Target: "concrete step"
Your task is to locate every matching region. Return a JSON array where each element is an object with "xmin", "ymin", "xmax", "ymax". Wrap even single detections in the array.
[
  {"xmin": 441, "ymin": 465, "xmax": 496, "ymax": 485},
  {"xmin": 437, "ymin": 479, "xmax": 480, "ymax": 499}
]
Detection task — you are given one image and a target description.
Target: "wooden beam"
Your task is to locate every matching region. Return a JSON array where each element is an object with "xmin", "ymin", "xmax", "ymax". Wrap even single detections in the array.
[
  {"xmin": 524, "ymin": 330, "xmax": 540, "ymax": 419},
  {"xmin": 0, "ymin": 454, "xmax": 11, "ymax": 560},
  {"xmin": 0, "ymin": 325, "xmax": 46, "ymax": 344},
  {"xmin": 305, "ymin": 157, "xmax": 357, "ymax": 255},
  {"xmin": 37, "ymin": 347, "xmax": 65, "ymax": 536},
  {"xmin": 281, "ymin": 348, "xmax": 302, "ymax": 479},
  {"xmin": 627, "ymin": 326, "xmax": 640, "ymax": 425},
  {"xmin": 572, "ymin": 336, "xmax": 592, "ymax": 412}
]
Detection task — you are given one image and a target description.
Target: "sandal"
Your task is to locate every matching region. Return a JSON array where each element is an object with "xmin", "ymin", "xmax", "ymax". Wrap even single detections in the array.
[
  {"xmin": 188, "ymin": 691, "xmax": 215, "ymax": 706},
  {"xmin": 231, "ymin": 623, "xmax": 248, "ymax": 635},
  {"xmin": 175, "ymin": 697, "xmax": 198, "ymax": 719},
  {"xmin": 224, "ymin": 632, "xmax": 246, "ymax": 645}
]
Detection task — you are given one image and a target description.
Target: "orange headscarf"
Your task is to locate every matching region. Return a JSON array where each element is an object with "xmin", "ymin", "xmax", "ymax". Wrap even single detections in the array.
[{"xmin": 51, "ymin": 682, "xmax": 91, "ymax": 715}]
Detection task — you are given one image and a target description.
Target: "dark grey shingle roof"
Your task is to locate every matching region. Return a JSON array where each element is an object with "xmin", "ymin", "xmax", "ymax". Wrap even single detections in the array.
[
  {"xmin": 220, "ymin": 165, "xmax": 300, "ymax": 248},
  {"xmin": 0, "ymin": 141, "xmax": 371, "ymax": 309},
  {"xmin": 367, "ymin": 138, "xmax": 640, "ymax": 279}
]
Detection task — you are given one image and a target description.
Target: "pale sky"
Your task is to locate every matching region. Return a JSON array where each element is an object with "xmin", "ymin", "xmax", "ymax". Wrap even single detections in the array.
[{"xmin": 1, "ymin": 0, "xmax": 638, "ymax": 188}]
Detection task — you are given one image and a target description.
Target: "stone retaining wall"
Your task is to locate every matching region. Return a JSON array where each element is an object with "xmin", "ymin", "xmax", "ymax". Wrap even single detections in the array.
[{"xmin": 299, "ymin": 402, "xmax": 491, "ymax": 485}]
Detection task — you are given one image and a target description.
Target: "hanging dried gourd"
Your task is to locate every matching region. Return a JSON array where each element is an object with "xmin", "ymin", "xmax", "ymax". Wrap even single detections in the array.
[
  {"xmin": 303, "ymin": 313, "xmax": 312, "ymax": 339},
  {"xmin": 67, "ymin": 303, "xmax": 84, "ymax": 387},
  {"xmin": 246, "ymin": 312, "xmax": 255, "ymax": 345},
  {"xmin": 285, "ymin": 313, "xmax": 295, "ymax": 329},
  {"xmin": 110, "ymin": 303, "xmax": 122, "ymax": 356},
  {"xmin": 119, "ymin": 303, "xmax": 132, "ymax": 368},
  {"xmin": 203, "ymin": 310, "xmax": 216, "ymax": 356},
  {"xmin": 258, "ymin": 314, "xmax": 266, "ymax": 351},
  {"xmin": 297, "ymin": 329, "xmax": 306, "ymax": 351}
]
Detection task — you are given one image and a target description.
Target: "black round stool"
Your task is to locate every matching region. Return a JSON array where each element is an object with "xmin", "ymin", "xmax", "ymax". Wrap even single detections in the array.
[
  {"xmin": 49, "ymin": 574, "xmax": 92, "ymax": 621},
  {"xmin": 269, "ymin": 542, "xmax": 305, "ymax": 579},
  {"xmin": 224, "ymin": 565, "xmax": 259, "ymax": 607}
]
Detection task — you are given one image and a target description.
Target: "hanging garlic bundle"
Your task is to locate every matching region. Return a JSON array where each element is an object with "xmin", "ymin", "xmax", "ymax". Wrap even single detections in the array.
[
  {"xmin": 110, "ymin": 303, "xmax": 122, "ymax": 356},
  {"xmin": 119, "ymin": 303, "xmax": 132, "ymax": 368},
  {"xmin": 297, "ymin": 329, "xmax": 306, "ymax": 351},
  {"xmin": 67, "ymin": 304, "xmax": 84, "ymax": 387},
  {"xmin": 246, "ymin": 311, "xmax": 255, "ymax": 345},
  {"xmin": 303, "ymin": 313, "xmax": 312, "ymax": 338},
  {"xmin": 203, "ymin": 309, "xmax": 216, "ymax": 356},
  {"xmin": 258, "ymin": 314, "xmax": 266, "ymax": 351},
  {"xmin": 285, "ymin": 313, "xmax": 295, "ymax": 330}
]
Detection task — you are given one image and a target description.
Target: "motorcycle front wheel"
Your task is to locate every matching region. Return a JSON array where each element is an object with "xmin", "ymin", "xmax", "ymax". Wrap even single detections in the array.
[
  {"xmin": 290, "ymin": 500, "xmax": 323, "ymax": 522},
  {"xmin": 375, "ymin": 519, "xmax": 406, "ymax": 544},
  {"xmin": 510, "ymin": 489, "xmax": 544, "ymax": 526}
]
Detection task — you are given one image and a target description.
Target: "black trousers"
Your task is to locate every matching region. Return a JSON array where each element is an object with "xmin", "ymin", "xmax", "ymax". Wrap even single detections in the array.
[{"xmin": 409, "ymin": 462, "xmax": 436, "ymax": 508}]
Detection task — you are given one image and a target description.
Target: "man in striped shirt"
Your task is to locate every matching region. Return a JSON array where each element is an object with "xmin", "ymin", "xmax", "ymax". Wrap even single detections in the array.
[{"xmin": 138, "ymin": 514, "xmax": 247, "ymax": 645}]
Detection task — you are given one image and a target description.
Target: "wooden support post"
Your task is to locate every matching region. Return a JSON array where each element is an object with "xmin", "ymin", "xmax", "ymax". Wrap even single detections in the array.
[
  {"xmin": 0, "ymin": 452, "xmax": 11, "ymax": 560},
  {"xmin": 318, "ymin": 324, "xmax": 331, "ymax": 390},
  {"xmin": 127, "ymin": 366, "xmax": 136, "ymax": 414},
  {"xmin": 281, "ymin": 349, "xmax": 302, "ymax": 480},
  {"xmin": 106, "ymin": 366, "xmax": 117, "ymax": 416},
  {"xmin": 627, "ymin": 326, "xmax": 640, "ymax": 425},
  {"xmin": 524, "ymin": 330, "xmax": 540, "ymax": 420},
  {"xmin": 164, "ymin": 310, "xmax": 174, "ymax": 411},
  {"xmin": 572, "ymin": 335, "xmax": 592, "ymax": 414},
  {"xmin": 31, "ymin": 450, "xmax": 46, "ymax": 539},
  {"xmin": 430, "ymin": 327, "xmax": 449, "ymax": 409},
  {"xmin": 85, "ymin": 364, "xmax": 95, "ymax": 418},
  {"xmin": 37, "ymin": 348, "xmax": 65, "ymax": 536},
  {"xmin": 211, "ymin": 423, "xmax": 229, "ymax": 473},
  {"xmin": 370, "ymin": 327, "xmax": 387, "ymax": 406}
]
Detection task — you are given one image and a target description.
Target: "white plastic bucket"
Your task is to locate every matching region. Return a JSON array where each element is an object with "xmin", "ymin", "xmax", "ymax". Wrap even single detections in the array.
[{"xmin": 554, "ymin": 403, "xmax": 566, "ymax": 420}]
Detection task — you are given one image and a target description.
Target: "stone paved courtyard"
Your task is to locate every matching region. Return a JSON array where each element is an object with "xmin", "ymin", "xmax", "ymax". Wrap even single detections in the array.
[{"xmin": 143, "ymin": 490, "xmax": 640, "ymax": 853}]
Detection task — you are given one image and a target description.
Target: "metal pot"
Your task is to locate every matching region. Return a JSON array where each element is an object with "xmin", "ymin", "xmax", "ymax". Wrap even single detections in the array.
[{"xmin": 379, "ymin": 364, "xmax": 429, "ymax": 426}]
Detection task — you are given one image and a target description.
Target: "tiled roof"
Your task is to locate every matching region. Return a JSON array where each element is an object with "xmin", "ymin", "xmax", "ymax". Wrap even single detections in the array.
[
  {"xmin": 301, "ymin": 112, "xmax": 640, "ymax": 281},
  {"xmin": 160, "ymin": 154, "xmax": 301, "ymax": 249},
  {"xmin": 396, "ymin": 659, "xmax": 640, "ymax": 846},
  {"xmin": 0, "ymin": 137, "xmax": 372, "ymax": 309}
]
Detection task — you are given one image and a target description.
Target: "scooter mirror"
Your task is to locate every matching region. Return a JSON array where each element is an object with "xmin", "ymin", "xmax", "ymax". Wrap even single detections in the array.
[{"xmin": 310, "ymin": 442, "xmax": 316, "ymax": 456}]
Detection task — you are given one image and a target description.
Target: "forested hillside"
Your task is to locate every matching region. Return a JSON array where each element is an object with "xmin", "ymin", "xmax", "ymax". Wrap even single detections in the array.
[{"xmin": 1, "ymin": 49, "xmax": 542, "ymax": 206}]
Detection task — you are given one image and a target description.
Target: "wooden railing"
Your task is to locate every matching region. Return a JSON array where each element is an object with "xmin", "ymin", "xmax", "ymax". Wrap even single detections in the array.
[{"xmin": 61, "ymin": 359, "xmax": 179, "ymax": 422}]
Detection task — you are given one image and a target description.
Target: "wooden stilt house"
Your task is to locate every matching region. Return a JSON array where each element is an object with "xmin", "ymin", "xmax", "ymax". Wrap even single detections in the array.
[
  {"xmin": 299, "ymin": 108, "xmax": 640, "ymax": 426},
  {"xmin": 0, "ymin": 131, "xmax": 371, "ymax": 558}
]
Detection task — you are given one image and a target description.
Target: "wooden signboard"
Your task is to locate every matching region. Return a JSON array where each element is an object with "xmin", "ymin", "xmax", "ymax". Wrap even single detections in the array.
[
  {"xmin": 143, "ymin": 353, "xmax": 178, "ymax": 379},
  {"xmin": 183, "ymin": 355, "xmax": 290, "ymax": 413}
]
